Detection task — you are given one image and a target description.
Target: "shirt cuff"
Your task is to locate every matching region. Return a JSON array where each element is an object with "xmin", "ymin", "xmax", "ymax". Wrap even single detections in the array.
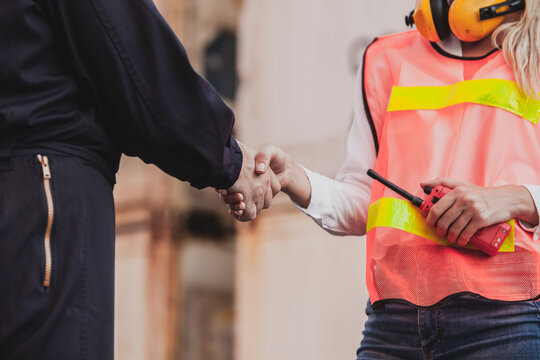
[
  {"xmin": 519, "ymin": 185, "xmax": 540, "ymax": 241},
  {"xmin": 294, "ymin": 167, "xmax": 334, "ymax": 227}
]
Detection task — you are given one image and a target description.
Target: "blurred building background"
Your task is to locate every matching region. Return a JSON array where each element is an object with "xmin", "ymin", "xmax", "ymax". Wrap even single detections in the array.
[{"xmin": 112, "ymin": 1, "xmax": 411, "ymax": 359}]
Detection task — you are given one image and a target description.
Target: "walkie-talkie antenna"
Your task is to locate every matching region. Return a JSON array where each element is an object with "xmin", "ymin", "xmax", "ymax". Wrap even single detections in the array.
[{"xmin": 367, "ymin": 169, "xmax": 424, "ymax": 207}]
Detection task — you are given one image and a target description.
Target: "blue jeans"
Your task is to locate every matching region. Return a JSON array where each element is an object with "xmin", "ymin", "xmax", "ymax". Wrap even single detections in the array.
[{"xmin": 356, "ymin": 295, "xmax": 540, "ymax": 360}]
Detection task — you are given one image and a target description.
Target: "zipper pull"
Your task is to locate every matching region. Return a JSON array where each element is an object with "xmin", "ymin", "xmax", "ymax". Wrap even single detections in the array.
[{"xmin": 37, "ymin": 155, "xmax": 51, "ymax": 180}]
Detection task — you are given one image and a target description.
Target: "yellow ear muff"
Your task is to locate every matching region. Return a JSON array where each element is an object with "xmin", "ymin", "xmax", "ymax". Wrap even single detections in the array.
[
  {"xmin": 407, "ymin": 0, "xmax": 451, "ymax": 43},
  {"xmin": 449, "ymin": 0, "xmax": 505, "ymax": 42},
  {"xmin": 412, "ymin": 0, "xmax": 442, "ymax": 42}
]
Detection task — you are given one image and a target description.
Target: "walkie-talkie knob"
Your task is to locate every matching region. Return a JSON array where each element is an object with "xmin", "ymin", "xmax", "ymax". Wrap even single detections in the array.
[{"xmin": 424, "ymin": 186, "xmax": 433, "ymax": 195}]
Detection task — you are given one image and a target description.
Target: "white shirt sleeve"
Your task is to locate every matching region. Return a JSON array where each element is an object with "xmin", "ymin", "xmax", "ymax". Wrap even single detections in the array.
[{"xmin": 296, "ymin": 68, "xmax": 376, "ymax": 236}]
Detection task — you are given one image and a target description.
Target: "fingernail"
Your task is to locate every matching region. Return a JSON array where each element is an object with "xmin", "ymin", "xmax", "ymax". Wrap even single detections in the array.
[{"xmin": 257, "ymin": 163, "xmax": 265, "ymax": 172}]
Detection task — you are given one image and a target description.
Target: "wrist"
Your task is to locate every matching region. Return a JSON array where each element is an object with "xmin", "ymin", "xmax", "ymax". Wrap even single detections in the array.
[
  {"xmin": 512, "ymin": 185, "xmax": 540, "ymax": 226},
  {"xmin": 282, "ymin": 161, "xmax": 312, "ymax": 208}
]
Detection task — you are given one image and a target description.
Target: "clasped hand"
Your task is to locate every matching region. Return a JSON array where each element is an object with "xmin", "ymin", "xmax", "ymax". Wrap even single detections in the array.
[
  {"xmin": 219, "ymin": 143, "xmax": 285, "ymax": 222},
  {"xmin": 219, "ymin": 145, "xmax": 299, "ymax": 221}
]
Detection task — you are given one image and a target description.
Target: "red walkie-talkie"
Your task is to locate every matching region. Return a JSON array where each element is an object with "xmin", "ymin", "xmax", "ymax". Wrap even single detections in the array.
[{"xmin": 367, "ymin": 169, "xmax": 511, "ymax": 256}]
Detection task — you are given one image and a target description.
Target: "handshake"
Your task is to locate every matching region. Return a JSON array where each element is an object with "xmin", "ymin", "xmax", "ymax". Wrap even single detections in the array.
[{"xmin": 217, "ymin": 141, "xmax": 311, "ymax": 221}]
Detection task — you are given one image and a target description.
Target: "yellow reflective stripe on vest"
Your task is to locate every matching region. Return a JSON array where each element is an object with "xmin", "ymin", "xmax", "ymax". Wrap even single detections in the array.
[
  {"xmin": 367, "ymin": 197, "xmax": 515, "ymax": 252},
  {"xmin": 387, "ymin": 79, "xmax": 540, "ymax": 125}
]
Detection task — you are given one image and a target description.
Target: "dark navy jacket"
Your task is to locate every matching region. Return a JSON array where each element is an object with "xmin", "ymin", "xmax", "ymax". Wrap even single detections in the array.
[{"xmin": 0, "ymin": 0, "xmax": 242, "ymax": 189}]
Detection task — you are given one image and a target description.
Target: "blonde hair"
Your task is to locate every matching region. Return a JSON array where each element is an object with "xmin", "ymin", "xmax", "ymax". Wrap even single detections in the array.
[{"xmin": 492, "ymin": 0, "xmax": 540, "ymax": 98}]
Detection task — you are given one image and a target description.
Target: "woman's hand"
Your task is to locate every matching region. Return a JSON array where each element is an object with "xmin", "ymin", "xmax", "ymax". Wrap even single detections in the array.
[
  {"xmin": 253, "ymin": 145, "xmax": 311, "ymax": 208},
  {"xmin": 252, "ymin": 145, "xmax": 293, "ymax": 188},
  {"xmin": 421, "ymin": 178, "xmax": 539, "ymax": 247}
]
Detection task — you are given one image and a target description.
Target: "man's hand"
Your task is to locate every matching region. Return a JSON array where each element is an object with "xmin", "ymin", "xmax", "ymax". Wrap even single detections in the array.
[{"xmin": 223, "ymin": 141, "xmax": 281, "ymax": 221}]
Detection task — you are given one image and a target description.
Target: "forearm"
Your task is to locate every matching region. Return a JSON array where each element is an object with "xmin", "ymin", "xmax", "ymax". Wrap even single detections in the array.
[
  {"xmin": 289, "ymin": 166, "xmax": 372, "ymax": 236},
  {"xmin": 485, "ymin": 185, "xmax": 540, "ymax": 225}
]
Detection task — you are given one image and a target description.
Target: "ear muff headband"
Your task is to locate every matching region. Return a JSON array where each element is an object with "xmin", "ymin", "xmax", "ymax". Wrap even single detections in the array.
[
  {"xmin": 430, "ymin": 0, "xmax": 451, "ymax": 41},
  {"xmin": 480, "ymin": 0, "xmax": 525, "ymax": 20},
  {"xmin": 406, "ymin": 0, "xmax": 525, "ymax": 43}
]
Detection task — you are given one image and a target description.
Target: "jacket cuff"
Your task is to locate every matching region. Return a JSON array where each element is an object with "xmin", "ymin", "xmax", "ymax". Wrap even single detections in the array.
[{"xmin": 191, "ymin": 136, "xmax": 243, "ymax": 189}]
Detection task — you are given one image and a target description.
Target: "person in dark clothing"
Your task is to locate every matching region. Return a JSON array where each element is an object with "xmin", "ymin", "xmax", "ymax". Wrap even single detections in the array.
[{"xmin": 0, "ymin": 0, "xmax": 277, "ymax": 358}]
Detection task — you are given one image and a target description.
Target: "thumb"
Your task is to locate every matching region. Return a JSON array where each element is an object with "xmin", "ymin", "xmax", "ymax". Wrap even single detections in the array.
[
  {"xmin": 255, "ymin": 146, "xmax": 281, "ymax": 175},
  {"xmin": 255, "ymin": 152, "xmax": 270, "ymax": 174}
]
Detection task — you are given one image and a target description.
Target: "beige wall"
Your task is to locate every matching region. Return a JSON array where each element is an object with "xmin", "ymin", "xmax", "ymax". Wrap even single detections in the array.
[
  {"xmin": 113, "ymin": 1, "xmax": 241, "ymax": 359},
  {"xmin": 236, "ymin": 1, "xmax": 412, "ymax": 359},
  {"xmin": 113, "ymin": 1, "xmax": 417, "ymax": 359}
]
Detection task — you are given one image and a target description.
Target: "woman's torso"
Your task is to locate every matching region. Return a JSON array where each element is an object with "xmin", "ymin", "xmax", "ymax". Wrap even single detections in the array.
[{"xmin": 364, "ymin": 30, "xmax": 540, "ymax": 307}]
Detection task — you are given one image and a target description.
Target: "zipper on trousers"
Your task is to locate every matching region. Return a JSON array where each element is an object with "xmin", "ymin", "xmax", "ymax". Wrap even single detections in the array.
[{"xmin": 38, "ymin": 155, "xmax": 54, "ymax": 288}]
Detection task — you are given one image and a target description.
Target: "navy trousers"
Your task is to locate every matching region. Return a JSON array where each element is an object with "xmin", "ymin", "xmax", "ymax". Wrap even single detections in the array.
[{"xmin": 0, "ymin": 154, "xmax": 115, "ymax": 359}]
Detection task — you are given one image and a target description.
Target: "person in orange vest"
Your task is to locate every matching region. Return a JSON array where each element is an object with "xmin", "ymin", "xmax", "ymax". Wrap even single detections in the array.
[{"xmin": 220, "ymin": 0, "xmax": 540, "ymax": 358}]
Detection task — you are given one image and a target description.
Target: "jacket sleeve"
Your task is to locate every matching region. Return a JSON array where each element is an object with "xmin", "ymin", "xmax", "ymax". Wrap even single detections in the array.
[{"xmin": 40, "ymin": 0, "xmax": 242, "ymax": 189}]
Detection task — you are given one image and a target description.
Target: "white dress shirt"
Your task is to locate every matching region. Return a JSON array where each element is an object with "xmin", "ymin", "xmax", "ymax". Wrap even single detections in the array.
[{"xmin": 299, "ymin": 36, "xmax": 540, "ymax": 240}]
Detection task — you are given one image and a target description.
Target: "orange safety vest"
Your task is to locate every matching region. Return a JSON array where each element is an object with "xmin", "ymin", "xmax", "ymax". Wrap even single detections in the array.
[{"xmin": 363, "ymin": 30, "xmax": 540, "ymax": 307}]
